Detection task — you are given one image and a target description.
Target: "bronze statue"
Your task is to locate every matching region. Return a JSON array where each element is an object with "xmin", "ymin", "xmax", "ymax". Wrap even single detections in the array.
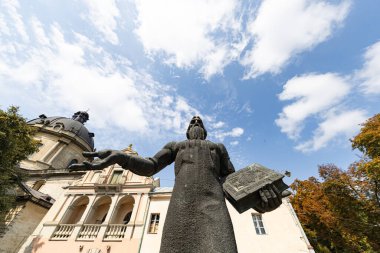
[{"xmin": 70, "ymin": 116, "xmax": 284, "ymax": 253}]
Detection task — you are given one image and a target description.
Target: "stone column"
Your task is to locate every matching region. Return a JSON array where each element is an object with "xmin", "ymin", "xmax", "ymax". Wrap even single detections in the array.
[
  {"xmin": 97, "ymin": 194, "xmax": 120, "ymax": 239},
  {"xmin": 70, "ymin": 195, "xmax": 96, "ymax": 240}
]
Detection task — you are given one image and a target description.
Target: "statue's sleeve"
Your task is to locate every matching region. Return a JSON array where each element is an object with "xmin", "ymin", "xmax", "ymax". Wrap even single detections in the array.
[
  {"xmin": 123, "ymin": 142, "xmax": 176, "ymax": 177},
  {"xmin": 151, "ymin": 141, "xmax": 177, "ymax": 172},
  {"xmin": 218, "ymin": 143, "xmax": 235, "ymax": 178}
]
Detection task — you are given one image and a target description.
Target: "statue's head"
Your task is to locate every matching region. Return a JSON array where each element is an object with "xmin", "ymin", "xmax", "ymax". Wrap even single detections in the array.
[{"xmin": 186, "ymin": 116, "xmax": 207, "ymax": 140}]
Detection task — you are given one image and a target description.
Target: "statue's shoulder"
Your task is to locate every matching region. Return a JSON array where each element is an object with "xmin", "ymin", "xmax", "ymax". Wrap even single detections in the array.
[
  {"xmin": 174, "ymin": 140, "xmax": 210, "ymax": 149},
  {"xmin": 164, "ymin": 141, "xmax": 192, "ymax": 152},
  {"xmin": 204, "ymin": 141, "xmax": 226, "ymax": 153},
  {"xmin": 203, "ymin": 140, "xmax": 217, "ymax": 148},
  {"xmin": 162, "ymin": 141, "xmax": 178, "ymax": 151},
  {"xmin": 207, "ymin": 141, "xmax": 225, "ymax": 148},
  {"xmin": 175, "ymin": 140, "xmax": 188, "ymax": 150},
  {"xmin": 172, "ymin": 140, "xmax": 224, "ymax": 151},
  {"xmin": 215, "ymin": 142, "xmax": 228, "ymax": 154}
]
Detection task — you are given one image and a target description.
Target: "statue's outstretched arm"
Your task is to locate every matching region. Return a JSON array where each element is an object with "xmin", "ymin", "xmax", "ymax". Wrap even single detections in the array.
[
  {"xmin": 69, "ymin": 142, "xmax": 176, "ymax": 177},
  {"xmin": 123, "ymin": 142, "xmax": 176, "ymax": 176}
]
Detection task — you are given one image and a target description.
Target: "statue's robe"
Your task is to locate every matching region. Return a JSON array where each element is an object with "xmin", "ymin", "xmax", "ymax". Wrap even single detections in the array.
[{"xmin": 149, "ymin": 140, "xmax": 238, "ymax": 253}]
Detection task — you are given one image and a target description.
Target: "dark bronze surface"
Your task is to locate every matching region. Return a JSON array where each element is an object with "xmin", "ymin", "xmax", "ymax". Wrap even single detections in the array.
[
  {"xmin": 223, "ymin": 163, "xmax": 289, "ymax": 213},
  {"xmin": 69, "ymin": 116, "xmax": 286, "ymax": 253}
]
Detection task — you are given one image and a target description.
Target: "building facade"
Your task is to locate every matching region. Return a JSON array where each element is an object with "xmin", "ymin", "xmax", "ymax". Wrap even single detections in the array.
[
  {"xmin": 1, "ymin": 112, "xmax": 94, "ymax": 253},
  {"xmin": 2, "ymin": 112, "xmax": 314, "ymax": 253},
  {"xmin": 19, "ymin": 150, "xmax": 314, "ymax": 253}
]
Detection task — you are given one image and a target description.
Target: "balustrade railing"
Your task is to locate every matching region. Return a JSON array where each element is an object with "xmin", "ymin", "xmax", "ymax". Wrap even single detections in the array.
[
  {"xmin": 51, "ymin": 224, "xmax": 75, "ymax": 240},
  {"xmin": 104, "ymin": 224, "xmax": 128, "ymax": 240},
  {"xmin": 50, "ymin": 223, "xmax": 130, "ymax": 241},
  {"xmin": 77, "ymin": 224, "xmax": 101, "ymax": 240}
]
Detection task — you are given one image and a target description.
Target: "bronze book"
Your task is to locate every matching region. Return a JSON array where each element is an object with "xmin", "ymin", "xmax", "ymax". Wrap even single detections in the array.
[{"xmin": 223, "ymin": 163, "xmax": 289, "ymax": 213}]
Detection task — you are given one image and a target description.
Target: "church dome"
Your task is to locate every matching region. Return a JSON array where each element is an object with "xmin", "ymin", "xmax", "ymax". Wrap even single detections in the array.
[{"xmin": 28, "ymin": 111, "xmax": 95, "ymax": 149}]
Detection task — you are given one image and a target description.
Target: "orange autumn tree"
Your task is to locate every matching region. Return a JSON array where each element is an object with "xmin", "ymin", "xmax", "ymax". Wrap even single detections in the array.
[
  {"xmin": 351, "ymin": 113, "xmax": 380, "ymax": 208},
  {"xmin": 291, "ymin": 114, "xmax": 380, "ymax": 253}
]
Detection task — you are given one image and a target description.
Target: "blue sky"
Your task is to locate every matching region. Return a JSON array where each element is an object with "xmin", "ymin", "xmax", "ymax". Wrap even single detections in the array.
[{"xmin": 1, "ymin": 0, "xmax": 379, "ymax": 186}]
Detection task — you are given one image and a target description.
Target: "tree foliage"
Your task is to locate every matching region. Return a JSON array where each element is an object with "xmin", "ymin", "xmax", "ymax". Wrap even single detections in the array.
[
  {"xmin": 291, "ymin": 114, "xmax": 380, "ymax": 253},
  {"xmin": 351, "ymin": 113, "xmax": 380, "ymax": 159},
  {"xmin": 0, "ymin": 106, "xmax": 39, "ymax": 220},
  {"xmin": 351, "ymin": 113, "xmax": 380, "ymax": 207}
]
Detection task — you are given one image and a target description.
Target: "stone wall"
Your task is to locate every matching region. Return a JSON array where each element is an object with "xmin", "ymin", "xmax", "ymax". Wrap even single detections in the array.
[{"xmin": 0, "ymin": 202, "xmax": 48, "ymax": 253}]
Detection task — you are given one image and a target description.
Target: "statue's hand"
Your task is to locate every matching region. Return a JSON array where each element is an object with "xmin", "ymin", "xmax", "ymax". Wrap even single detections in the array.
[
  {"xmin": 252, "ymin": 184, "xmax": 290, "ymax": 213},
  {"xmin": 68, "ymin": 149, "xmax": 130, "ymax": 171}
]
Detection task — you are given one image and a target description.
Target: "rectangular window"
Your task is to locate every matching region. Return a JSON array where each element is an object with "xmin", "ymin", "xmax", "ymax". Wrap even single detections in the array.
[
  {"xmin": 252, "ymin": 214, "xmax": 266, "ymax": 235},
  {"xmin": 148, "ymin": 213, "xmax": 160, "ymax": 234},
  {"xmin": 110, "ymin": 170, "xmax": 123, "ymax": 184}
]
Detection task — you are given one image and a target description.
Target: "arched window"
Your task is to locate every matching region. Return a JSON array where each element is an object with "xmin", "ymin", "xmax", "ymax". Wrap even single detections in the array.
[
  {"xmin": 123, "ymin": 211, "xmax": 132, "ymax": 224},
  {"xmin": 61, "ymin": 196, "xmax": 89, "ymax": 224},
  {"xmin": 110, "ymin": 195, "xmax": 135, "ymax": 224},
  {"xmin": 53, "ymin": 123, "xmax": 64, "ymax": 131},
  {"xmin": 85, "ymin": 196, "xmax": 112, "ymax": 224},
  {"xmin": 100, "ymin": 213, "xmax": 107, "ymax": 224}
]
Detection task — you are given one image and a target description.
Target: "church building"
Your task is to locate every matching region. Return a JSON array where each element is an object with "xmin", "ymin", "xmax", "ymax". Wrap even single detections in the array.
[{"xmin": 1, "ymin": 112, "xmax": 314, "ymax": 253}]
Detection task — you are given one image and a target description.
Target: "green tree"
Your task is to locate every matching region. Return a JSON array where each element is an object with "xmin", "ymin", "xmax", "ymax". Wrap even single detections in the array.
[
  {"xmin": 0, "ymin": 106, "xmax": 39, "ymax": 227},
  {"xmin": 291, "ymin": 114, "xmax": 380, "ymax": 253}
]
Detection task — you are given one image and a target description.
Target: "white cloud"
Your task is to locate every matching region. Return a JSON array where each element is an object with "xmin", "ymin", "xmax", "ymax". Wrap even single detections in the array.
[
  {"xmin": 201, "ymin": 37, "xmax": 248, "ymax": 79},
  {"xmin": 0, "ymin": 14, "xmax": 10, "ymax": 36},
  {"xmin": 30, "ymin": 16, "xmax": 49, "ymax": 45},
  {"xmin": 134, "ymin": 0, "xmax": 351, "ymax": 80},
  {"xmin": 230, "ymin": 140, "xmax": 239, "ymax": 146},
  {"xmin": 213, "ymin": 127, "xmax": 244, "ymax": 141},
  {"xmin": 134, "ymin": 0, "xmax": 244, "ymax": 79},
  {"xmin": 356, "ymin": 41, "xmax": 380, "ymax": 95},
  {"xmin": 82, "ymin": 0, "xmax": 120, "ymax": 44},
  {"xmin": 295, "ymin": 109, "xmax": 368, "ymax": 152},
  {"xmin": 210, "ymin": 121, "xmax": 225, "ymax": 129},
  {"xmin": 201, "ymin": 46, "xmax": 229, "ymax": 79},
  {"xmin": 0, "ymin": 12, "xmax": 241, "ymax": 142},
  {"xmin": 276, "ymin": 39, "xmax": 380, "ymax": 151},
  {"xmin": 276, "ymin": 73, "xmax": 350, "ymax": 139},
  {"xmin": 241, "ymin": 0, "xmax": 351, "ymax": 78},
  {"xmin": 0, "ymin": 21, "xmax": 197, "ymax": 135},
  {"xmin": 1, "ymin": 0, "xmax": 29, "ymax": 41},
  {"xmin": 231, "ymin": 127, "xmax": 244, "ymax": 136}
]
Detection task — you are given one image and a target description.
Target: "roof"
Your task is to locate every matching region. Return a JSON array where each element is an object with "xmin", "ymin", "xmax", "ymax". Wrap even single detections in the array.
[
  {"xmin": 18, "ymin": 182, "xmax": 55, "ymax": 208},
  {"xmin": 28, "ymin": 112, "xmax": 95, "ymax": 149}
]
